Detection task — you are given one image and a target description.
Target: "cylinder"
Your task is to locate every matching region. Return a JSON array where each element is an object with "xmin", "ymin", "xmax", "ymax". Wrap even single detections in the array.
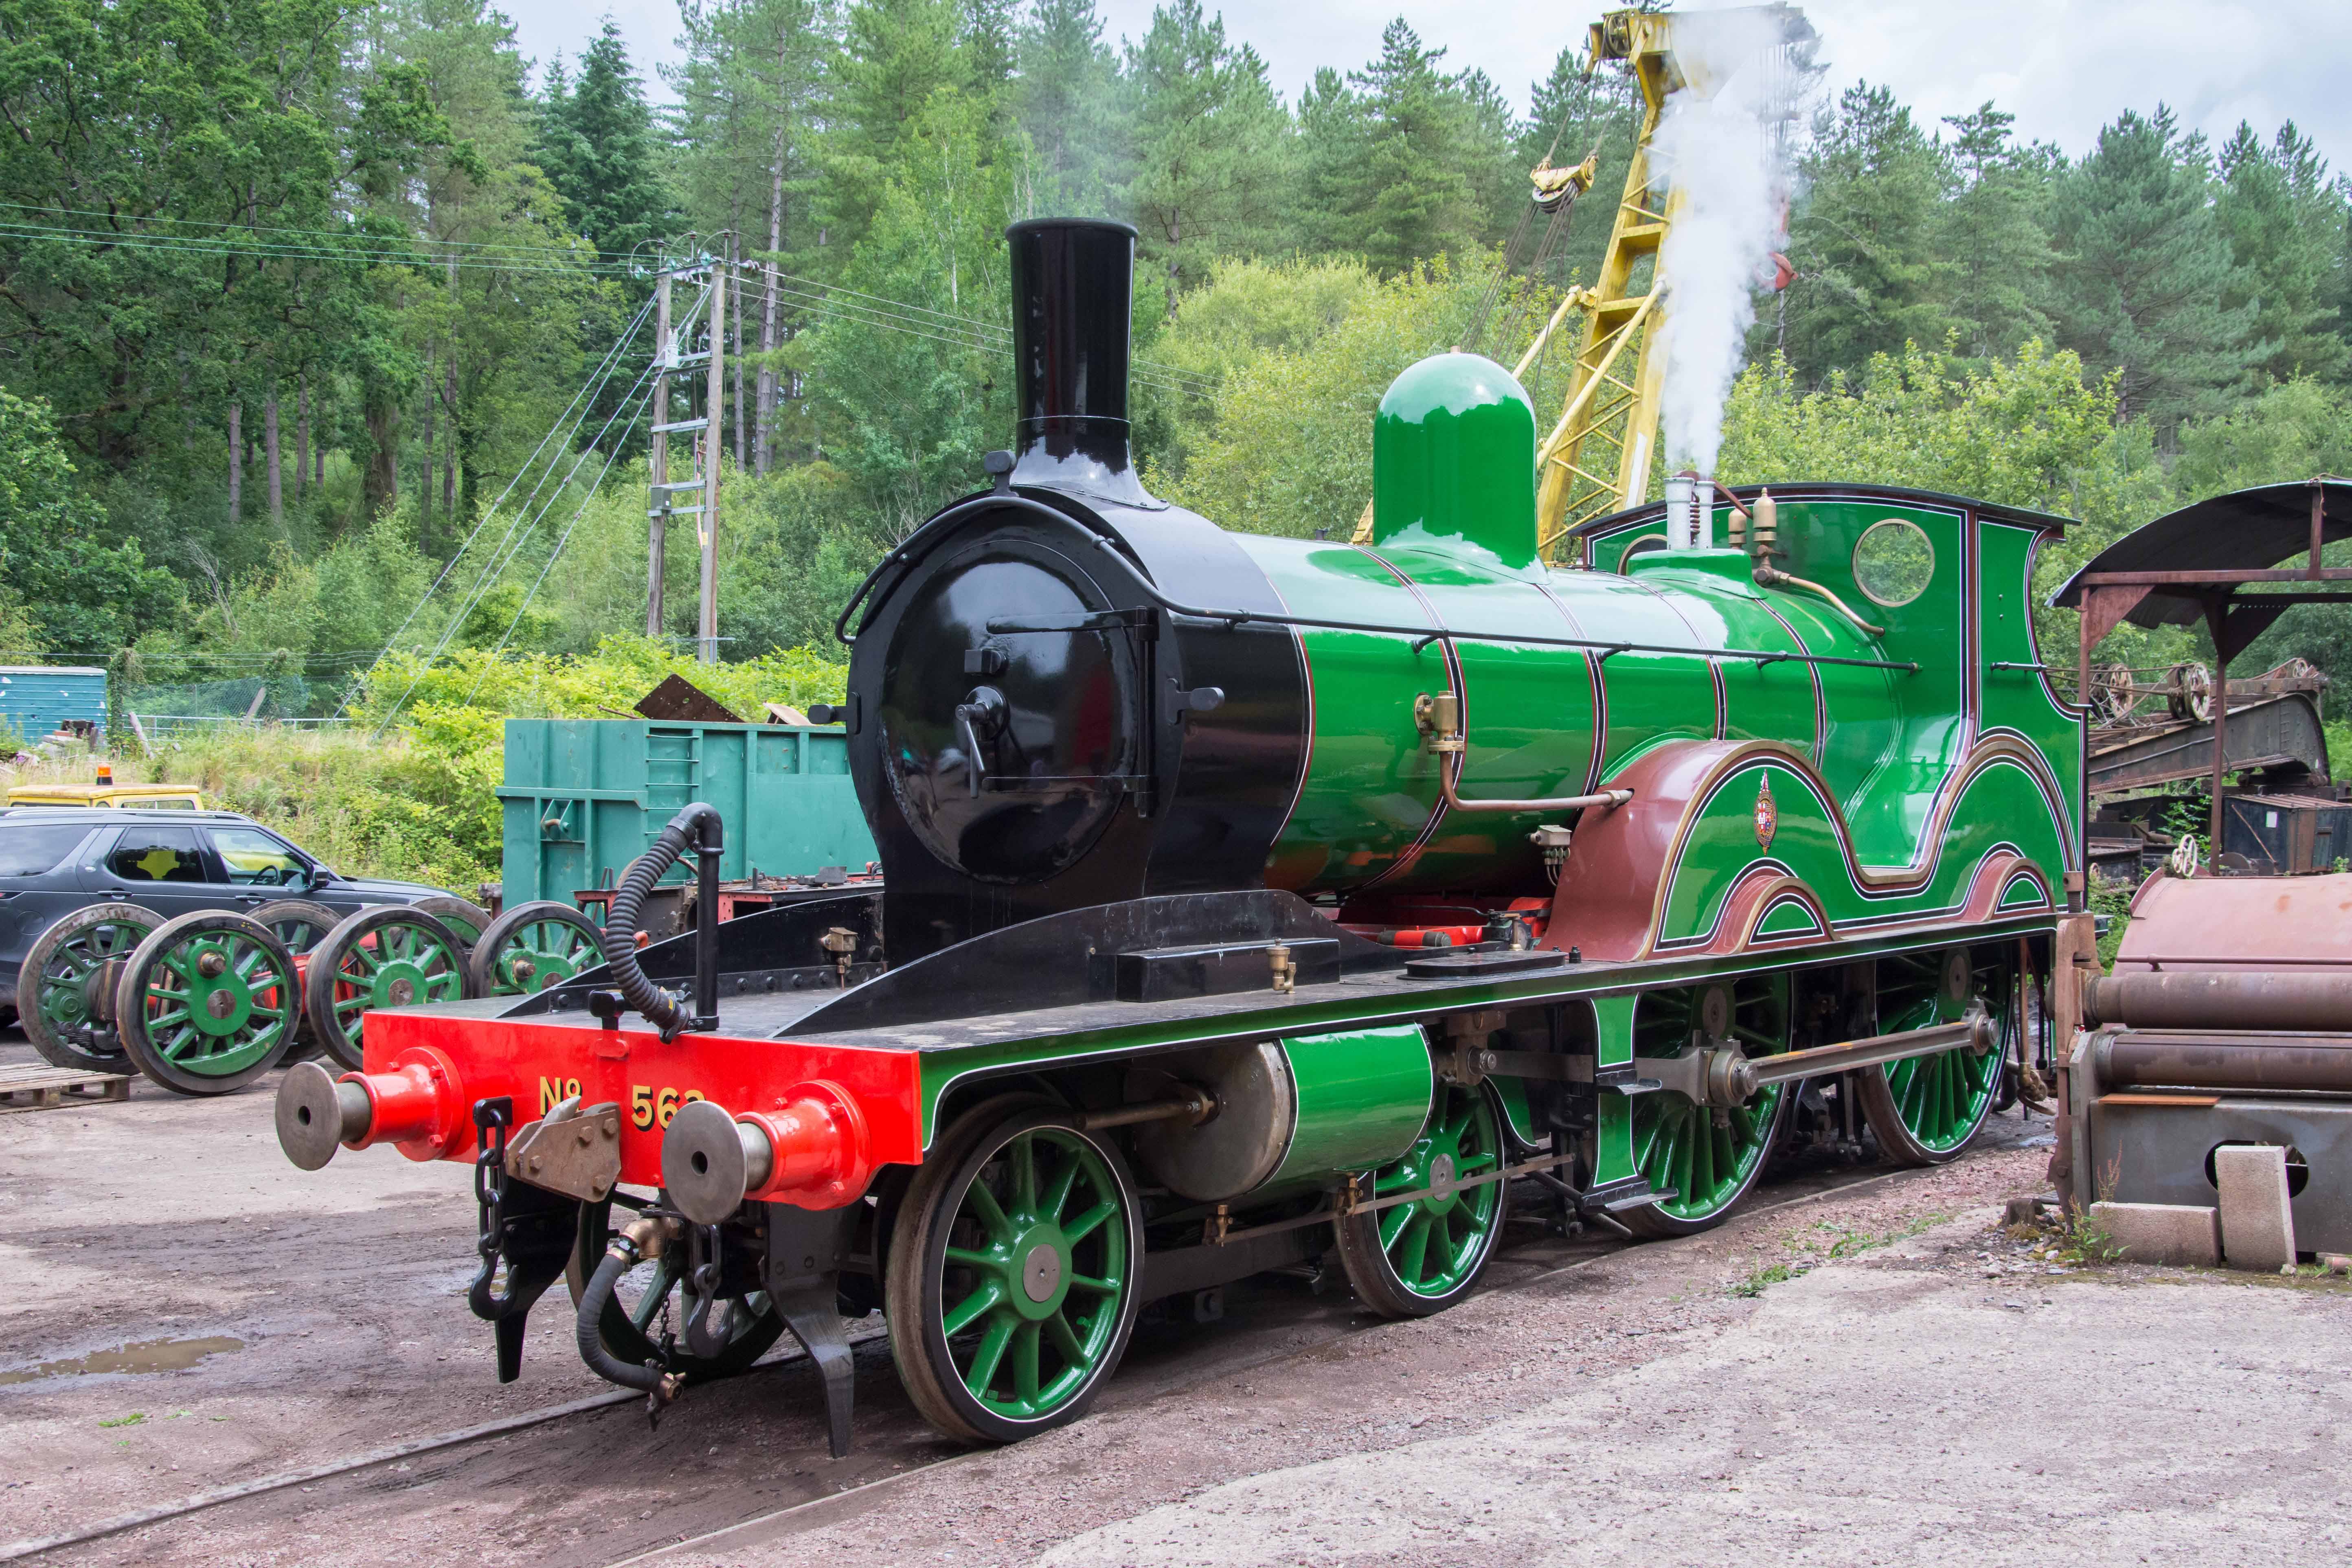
[
  {"xmin": 661, "ymin": 1082, "xmax": 874, "ymax": 1222},
  {"xmin": 2083, "ymin": 970, "xmax": 2352, "ymax": 1032},
  {"xmin": 1005, "ymin": 217, "xmax": 1147, "ymax": 504},
  {"xmin": 2096, "ymin": 1029, "xmax": 2352, "ymax": 1095},
  {"xmin": 1131, "ymin": 1026, "xmax": 1433, "ymax": 1202},
  {"xmin": 274, "ymin": 1060, "xmax": 373, "ymax": 1170},
  {"xmin": 339, "ymin": 1047, "xmax": 468, "ymax": 1161}
]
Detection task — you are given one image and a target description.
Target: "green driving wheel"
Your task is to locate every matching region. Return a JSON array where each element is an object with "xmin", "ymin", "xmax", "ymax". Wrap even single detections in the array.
[
  {"xmin": 1334, "ymin": 1080, "xmax": 1508, "ymax": 1316},
  {"xmin": 1858, "ymin": 946, "xmax": 2004, "ymax": 1165},
  {"xmin": 115, "ymin": 912, "xmax": 299, "ymax": 1096},
  {"xmin": 469, "ymin": 901, "xmax": 604, "ymax": 997},
  {"xmin": 304, "ymin": 906, "xmax": 471, "ymax": 1071},
  {"xmin": 19, "ymin": 902, "xmax": 157, "ymax": 1070},
  {"xmin": 1622, "ymin": 975, "xmax": 1793, "ymax": 1238},
  {"xmin": 886, "ymin": 1102, "xmax": 1142, "ymax": 1443}
]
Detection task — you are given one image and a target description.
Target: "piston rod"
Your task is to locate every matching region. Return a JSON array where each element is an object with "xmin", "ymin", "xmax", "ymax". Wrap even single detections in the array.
[{"xmin": 2083, "ymin": 970, "xmax": 2352, "ymax": 1032}]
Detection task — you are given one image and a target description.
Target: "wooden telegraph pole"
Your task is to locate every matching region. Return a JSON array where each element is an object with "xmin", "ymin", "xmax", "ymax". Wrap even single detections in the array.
[
  {"xmin": 647, "ymin": 269, "xmax": 674, "ymax": 639},
  {"xmin": 699, "ymin": 265, "xmax": 726, "ymax": 664}
]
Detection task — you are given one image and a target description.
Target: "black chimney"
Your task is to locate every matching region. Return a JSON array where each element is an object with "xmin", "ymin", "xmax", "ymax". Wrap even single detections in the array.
[{"xmin": 1005, "ymin": 217, "xmax": 1153, "ymax": 507}]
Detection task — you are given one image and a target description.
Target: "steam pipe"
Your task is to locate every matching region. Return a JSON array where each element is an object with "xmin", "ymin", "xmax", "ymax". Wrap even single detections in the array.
[{"xmin": 600, "ymin": 803, "xmax": 724, "ymax": 1040}]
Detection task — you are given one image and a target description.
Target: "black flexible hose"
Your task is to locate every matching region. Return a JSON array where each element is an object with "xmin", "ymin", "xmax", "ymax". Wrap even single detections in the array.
[
  {"xmin": 599, "ymin": 803, "xmax": 722, "ymax": 1040},
  {"xmin": 575, "ymin": 1246, "xmax": 669, "ymax": 1395}
]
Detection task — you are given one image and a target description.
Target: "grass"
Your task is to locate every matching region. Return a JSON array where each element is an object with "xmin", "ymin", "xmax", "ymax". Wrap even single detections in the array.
[
  {"xmin": 1729, "ymin": 1263, "xmax": 1793, "ymax": 1298},
  {"xmin": 1730, "ymin": 1211, "xmax": 1956, "ymax": 1299},
  {"xmin": 97, "ymin": 1412, "xmax": 145, "ymax": 1428}
]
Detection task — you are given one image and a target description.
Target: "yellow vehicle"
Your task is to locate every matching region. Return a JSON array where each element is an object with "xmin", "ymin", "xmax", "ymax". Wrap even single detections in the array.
[{"xmin": 4, "ymin": 768, "xmax": 204, "ymax": 811}]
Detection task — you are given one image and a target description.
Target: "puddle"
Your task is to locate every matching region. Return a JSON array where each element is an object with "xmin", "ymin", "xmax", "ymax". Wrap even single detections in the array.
[{"xmin": 0, "ymin": 1336, "xmax": 244, "ymax": 1385}]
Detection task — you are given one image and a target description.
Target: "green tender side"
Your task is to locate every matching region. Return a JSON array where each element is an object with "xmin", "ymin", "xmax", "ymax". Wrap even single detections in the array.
[{"xmin": 1269, "ymin": 1024, "xmax": 1437, "ymax": 1187}]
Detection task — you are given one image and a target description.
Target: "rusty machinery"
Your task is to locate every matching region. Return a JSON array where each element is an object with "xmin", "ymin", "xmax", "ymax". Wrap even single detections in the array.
[{"xmin": 2057, "ymin": 871, "xmax": 2352, "ymax": 1253}]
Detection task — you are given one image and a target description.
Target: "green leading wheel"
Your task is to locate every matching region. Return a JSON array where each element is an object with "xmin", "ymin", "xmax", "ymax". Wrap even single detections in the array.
[
  {"xmin": 1334, "ymin": 1080, "xmax": 1509, "ymax": 1317},
  {"xmin": 886, "ymin": 1102, "xmax": 1142, "ymax": 1444},
  {"xmin": 114, "ymin": 912, "xmax": 300, "ymax": 1096},
  {"xmin": 1858, "ymin": 946, "xmax": 2005, "ymax": 1166},
  {"xmin": 1622, "ymin": 976, "xmax": 1793, "ymax": 1238},
  {"xmin": 564, "ymin": 1200, "xmax": 785, "ymax": 1381},
  {"xmin": 304, "ymin": 906, "xmax": 472, "ymax": 1071},
  {"xmin": 469, "ymin": 901, "xmax": 605, "ymax": 997},
  {"xmin": 19, "ymin": 902, "xmax": 157, "ymax": 1070}
]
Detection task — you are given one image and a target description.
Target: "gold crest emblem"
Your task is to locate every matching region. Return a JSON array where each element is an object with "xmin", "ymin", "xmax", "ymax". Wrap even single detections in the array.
[{"xmin": 1753, "ymin": 776, "xmax": 1777, "ymax": 850}]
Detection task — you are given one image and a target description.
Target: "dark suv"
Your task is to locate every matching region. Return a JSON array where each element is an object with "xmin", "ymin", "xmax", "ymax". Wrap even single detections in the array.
[{"xmin": 0, "ymin": 807, "xmax": 455, "ymax": 1027}]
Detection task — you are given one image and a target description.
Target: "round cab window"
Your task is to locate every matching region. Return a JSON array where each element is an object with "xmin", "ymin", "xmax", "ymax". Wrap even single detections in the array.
[{"xmin": 1852, "ymin": 518, "xmax": 1934, "ymax": 607}]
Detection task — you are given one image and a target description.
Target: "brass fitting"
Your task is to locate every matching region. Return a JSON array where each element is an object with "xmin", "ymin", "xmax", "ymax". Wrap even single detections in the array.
[
  {"xmin": 1415, "ymin": 692, "xmax": 1466, "ymax": 754},
  {"xmin": 613, "ymin": 1214, "xmax": 677, "ymax": 1264}
]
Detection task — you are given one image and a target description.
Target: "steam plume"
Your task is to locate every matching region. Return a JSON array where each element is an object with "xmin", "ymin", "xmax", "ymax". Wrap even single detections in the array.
[{"xmin": 1650, "ymin": 5, "xmax": 1814, "ymax": 478}]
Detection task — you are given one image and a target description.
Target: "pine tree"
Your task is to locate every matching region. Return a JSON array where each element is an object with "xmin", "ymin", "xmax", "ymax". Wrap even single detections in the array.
[
  {"xmin": 1123, "ymin": 0, "xmax": 1293, "ymax": 305},
  {"xmin": 1779, "ymin": 82, "xmax": 1956, "ymax": 379},
  {"xmin": 1937, "ymin": 103, "xmax": 2056, "ymax": 362},
  {"xmin": 825, "ymin": 0, "xmax": 976, "ymax": 248},
  {"xmin": 2050, "ymin": 107, "xmax": 2261, "ymax": 426},
  {"xmin": 1298, "ymin": 20, "xmax": 1488, "ymax": 275},
  {"xmin": 537, "ymin": 21, "xmax": 674, "ymax": 265},
  {"xmin": 2214, "ymin": 121, "xmax": 2349, "ymax": 385},
  {"xmin": 1014, "ymin": 0, "xmax": 1125, "ymax": 213}
]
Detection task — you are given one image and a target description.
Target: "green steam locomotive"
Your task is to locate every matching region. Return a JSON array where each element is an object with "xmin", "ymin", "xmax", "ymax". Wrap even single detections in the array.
[{"xmin": 276, "ymin": 218, "xmax": 2081, "ymax": 1451}]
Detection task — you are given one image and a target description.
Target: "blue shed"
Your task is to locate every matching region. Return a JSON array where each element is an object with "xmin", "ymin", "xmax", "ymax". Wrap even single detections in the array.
[{"xmin": 0, "ymin": 667, "xmax": 106, "ymax": 747}]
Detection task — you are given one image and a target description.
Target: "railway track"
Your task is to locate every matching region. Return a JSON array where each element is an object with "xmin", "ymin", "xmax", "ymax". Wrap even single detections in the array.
[{"xmin": 0, "ymin": 1148, "xmax": 1965, "ymax": 1568}]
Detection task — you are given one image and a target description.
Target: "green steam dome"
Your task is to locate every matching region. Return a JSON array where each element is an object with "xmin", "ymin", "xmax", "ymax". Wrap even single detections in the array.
[{"xmin": 1371, "ymin": 352, "xmax": 1538, "ymax": 570}]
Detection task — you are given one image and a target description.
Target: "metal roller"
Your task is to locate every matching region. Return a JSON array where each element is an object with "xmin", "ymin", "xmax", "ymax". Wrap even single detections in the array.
[
  {"xmin": 2081, "ymin": 970, "xmax": 2352, "ymax": 1032},
  {"xmin": 2094, "ymin": 1029, "xmax": 2352, "ymax": 1095}
]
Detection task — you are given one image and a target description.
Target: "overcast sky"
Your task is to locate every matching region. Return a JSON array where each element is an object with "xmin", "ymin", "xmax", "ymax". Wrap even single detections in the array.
[{"xmin": 508, "ymin": 0, "xmax": 2352, "ymax": 167}]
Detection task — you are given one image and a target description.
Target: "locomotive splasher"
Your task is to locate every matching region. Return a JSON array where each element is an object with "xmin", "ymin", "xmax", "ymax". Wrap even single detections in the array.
[{"xmin": 277, "ymin": 215, "xmax": 2085, "ymax": 1453}]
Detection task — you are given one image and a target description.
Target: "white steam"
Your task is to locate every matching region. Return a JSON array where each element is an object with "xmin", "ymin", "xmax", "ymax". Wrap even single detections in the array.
[{"xmin": 1650, "ymin": 6, "xmax": 1810, "ymax": 478}]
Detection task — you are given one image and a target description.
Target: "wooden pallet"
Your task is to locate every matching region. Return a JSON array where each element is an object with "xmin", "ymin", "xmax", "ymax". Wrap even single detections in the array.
[{"xmin": 0, "ymin": 1063, "xmax": 132, "ymax": 1111}]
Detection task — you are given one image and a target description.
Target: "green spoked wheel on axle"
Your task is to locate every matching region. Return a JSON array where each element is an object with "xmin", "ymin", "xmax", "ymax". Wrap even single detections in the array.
[
  {"xmin": 1334, "ymin": 1080, "xmax": 1509, "ymax": 1317},
  {"xmin": 19, "ymin": 902, "xmax": 158, "ymax": 1070},
  {"xmin": 1858, "ymin": 946, "xmax": 2005, "ymax": 1166},
  {"xmin": 886, "ymin": 1101, "xmax": 1143, "ymax": 1443},
  {"xmin": 469, "ymin": 901, "xmax": 605, "ymax": 998},
  {"xmin": 114, "ymin": 912, "xmax": 300, "ymax": 1096},
  {"xmin": 304, "ymin": 906, "xmax": 473, "ymax": 1072},
  {"xmin": 1622, "ymin": 976, "xmax": 1794, "ymax": 1239}
]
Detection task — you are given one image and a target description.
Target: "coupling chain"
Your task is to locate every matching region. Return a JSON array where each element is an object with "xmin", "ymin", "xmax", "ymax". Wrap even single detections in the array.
[{"xmin": 472, "ymin": 1096, "xmax": 516, "ymax": 1279}]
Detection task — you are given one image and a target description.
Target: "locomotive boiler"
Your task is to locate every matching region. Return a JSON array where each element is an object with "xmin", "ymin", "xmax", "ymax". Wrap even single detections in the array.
[{"xmin": 276, "ymin": 217, "xmax": 2083, "ymax": 1451}]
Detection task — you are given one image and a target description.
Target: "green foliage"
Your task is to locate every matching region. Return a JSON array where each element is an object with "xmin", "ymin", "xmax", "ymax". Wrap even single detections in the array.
[
  {"xmin": 1150, "ymin": 257, "xmax": 1556, "ymax": 537},
  {"xmin": 0, "ymin": 391, "xmax": 182, "ymax": 656},
  {"xmin": 537, "ymin": 20, "xmax": 676, "ymax": 264},
  {"xmin": 1779, "ymin": 84, "xmax": 1958, "ymax": 376},
  {"xmin": 1296, "ymin": 21, "xmax": 1504, "ymax": 276},
  {"xmin": 1123, "ymin": 0, "xmax": 1293, "ymax": 300},
  {"xmin": 2051, "ymin": 108, "xmax": 2263, "ymax": 429}
]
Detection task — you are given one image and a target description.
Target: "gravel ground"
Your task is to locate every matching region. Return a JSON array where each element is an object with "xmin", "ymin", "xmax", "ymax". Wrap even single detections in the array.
[
  {"xmin": 648, "ymin": 1134, "xmax": 2090, "ymax": 1567},
  {"xmin": 21, "ymin": 1028, "xmax": 2320, "ymax": 1568}
]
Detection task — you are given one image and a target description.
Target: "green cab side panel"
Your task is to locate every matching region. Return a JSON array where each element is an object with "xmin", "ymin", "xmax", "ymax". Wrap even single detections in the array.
[{"xmin": 1270, "ymin": 1024, "xmax": 1436, "ymax": 1186}]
